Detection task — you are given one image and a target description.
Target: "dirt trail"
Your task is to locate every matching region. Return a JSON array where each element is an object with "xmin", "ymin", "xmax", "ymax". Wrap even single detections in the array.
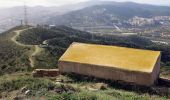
[
  {"xmin": 11, "ymin": 30, "xmax": 32, "ymax": 47},
  {"xmin": 29, "ymin": 45, "xmax": 43, "ymax": 67},
  {"xmin": 11, "ymin": 28, "xmax": 43, "ymax": 67}
]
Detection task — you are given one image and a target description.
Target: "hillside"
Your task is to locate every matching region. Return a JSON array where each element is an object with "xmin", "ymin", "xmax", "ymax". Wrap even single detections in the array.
[
  {"xmin": 0, "ymin": 26, "xmax": 170, "ymax": 99},
  {"xmin": 0, "ymin": 26, "xmax": 33, "ymax": 75},
  {"xmin": 16, "ymin": 26, "xmax": 153, "ymax": 68},
  {"xmin": 2, "ymin": 1, "xmax": 170, "ymax": 32},
  {"xmin": 16, "ymin": 26, "xmax": 170, "ymax": 69},
  {"xmin": 0, "ymin": 0, "xmax": 113, "ymax": 33},
  {"xmin": 47, "ymin": 2, "xmax": 170, "ymax": 26}
]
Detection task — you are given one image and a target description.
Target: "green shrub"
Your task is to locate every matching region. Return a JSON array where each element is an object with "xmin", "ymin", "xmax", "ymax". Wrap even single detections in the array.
[
  {"xmin": 0, "ymin": 77, "xmax": 55, "ymax": 92},
  {"xmin": 49, "ymin": 92, "xmax": 98, "ymax": 100}
]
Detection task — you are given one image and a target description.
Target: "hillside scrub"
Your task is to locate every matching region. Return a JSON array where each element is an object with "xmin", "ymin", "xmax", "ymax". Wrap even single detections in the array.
[
  {"xmin": 0, "ymin": 26, "xmax": 33, "ymax": 75},
  {"xmin": 17, "ymin": 26, "xmax": 170, "ymax": 68},
  {"xmin": 0, "ymin": 26, "xmax": 169, "ymax": 99},
  {"xmin": 0, "ymin": 73, "xmax": 169, "ymax": 99},
  {"xmin": 0, "ymin": 25, "xmax": 170, "ymax": 75}
]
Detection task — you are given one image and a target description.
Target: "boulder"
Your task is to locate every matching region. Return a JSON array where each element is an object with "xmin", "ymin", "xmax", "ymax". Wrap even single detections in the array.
[
  {"xmin": 21, "ymin": 86, "xmax": 28, "ymax": 93},
  {"xmin": 25, "ymin": 90, "xmax": 31, "ymax": 95}
]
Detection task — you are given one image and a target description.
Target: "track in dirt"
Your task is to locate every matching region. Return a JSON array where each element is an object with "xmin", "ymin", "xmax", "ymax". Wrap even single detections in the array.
[{"xmin": 11, "ymin": 28, "xmax": 43, "ymax": 67}]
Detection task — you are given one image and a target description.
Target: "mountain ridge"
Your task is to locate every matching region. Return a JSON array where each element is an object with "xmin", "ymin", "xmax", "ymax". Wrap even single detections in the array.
[{"xmin": 47, "ymin": 1, "xmax": 170, "ymax": 27}]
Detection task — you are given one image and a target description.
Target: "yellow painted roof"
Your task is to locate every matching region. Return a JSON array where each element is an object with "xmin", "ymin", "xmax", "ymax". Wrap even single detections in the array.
[{"xmin": 59, "ymin": 42, "xmax": 161, "ymax": 73}]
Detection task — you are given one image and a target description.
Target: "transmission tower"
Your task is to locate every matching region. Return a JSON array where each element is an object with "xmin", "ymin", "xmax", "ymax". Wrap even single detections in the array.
[
  {"xmin": 24, "ymin": 4, "xmax": 28, "ymax": 26},
  {"xmin": 20, "ymin": 20, "xmax": 23, "ymax": 26}
]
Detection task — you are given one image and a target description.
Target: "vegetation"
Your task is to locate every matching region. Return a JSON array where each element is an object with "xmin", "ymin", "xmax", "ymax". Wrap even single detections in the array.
[
  {"xmin": 0, "ymin": 75, "xmax": 54, "ymax": 93},
  {"xmin": 0, "ymin": 25, "xmax": 170, "ymax": 99},
  {"xmin": 17, "ymin": 26, "xmax": 170, "ymax": 68},
  {"xmin": 0, "ymin": 73, "xmax": 168, "ymax": 100},
  {"xmin": 0, "ymin": 26, "xmax": 33, "ymax": 75}
]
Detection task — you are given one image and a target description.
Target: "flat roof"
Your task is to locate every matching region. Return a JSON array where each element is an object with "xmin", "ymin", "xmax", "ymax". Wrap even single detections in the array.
[{"xmin": 59, "ymin": 42, "xmax": 161, "ymax": 73}]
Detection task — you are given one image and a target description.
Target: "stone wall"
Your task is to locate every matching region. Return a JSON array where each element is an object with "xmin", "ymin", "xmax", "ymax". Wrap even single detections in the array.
[{"xmin": 32, "ymin": 69, "xmax": 60, "ymax": 77}]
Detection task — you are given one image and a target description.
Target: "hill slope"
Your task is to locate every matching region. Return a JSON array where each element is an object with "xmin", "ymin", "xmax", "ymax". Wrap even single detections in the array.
[
  {"xmin": 1, "ymin": 25, "xmax": 170, "ymax": 74},
  {"xmin": 48, "ymin": 2, "xmax": 170, "ymax": 26},
  {"xmin": 17, "ymin": 26, "xmax": 170, "ymax": 68},
  {"xmin": 0, "ymin": 26, "xmax": 170, "ymax": 99},
  {"xmin": 0, "ymin": 0, "xmax": 112, "ymax": 33},
  {"xmin": 0, "ymin": 26, "xmax": 32, "ymax": 75}
]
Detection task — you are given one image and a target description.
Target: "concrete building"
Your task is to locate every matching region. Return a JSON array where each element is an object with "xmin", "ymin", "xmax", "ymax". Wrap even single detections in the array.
[{"xmin": 58, "ymin": 42, "xmax": 161, "ymax": 86}]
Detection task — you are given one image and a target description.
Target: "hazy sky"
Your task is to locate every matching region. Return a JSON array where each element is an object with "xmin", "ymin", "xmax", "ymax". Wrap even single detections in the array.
[{"xmin": 0, "ymin": 0, "xmax": 170, "ymax": 8}]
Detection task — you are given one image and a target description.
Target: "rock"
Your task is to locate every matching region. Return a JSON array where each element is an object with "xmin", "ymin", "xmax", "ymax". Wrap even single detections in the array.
[
  {"xmin": 25, "ymin": 90, "xmax": 31, "ymax": 95},
  {"xmin": 94, "ymin": 83, "xmax": 108, "ymax": 90},
  {"xmin": 88, "ymin": 87, "xmax": 99, "ymax": 91},
  {"xmin": 54, "ymin": 85, "xmax": 77, "ymax": 94},
  {"xmin": 55, "ymin": 82, "xmax": 62, "ymax": 84},
  {"xmin": 55, "ymin": 79, "xmax": 62, "ymax": 82},
  {"xmin": 21, "ymin": 86, "xmax": 27, "ymax": 93}
]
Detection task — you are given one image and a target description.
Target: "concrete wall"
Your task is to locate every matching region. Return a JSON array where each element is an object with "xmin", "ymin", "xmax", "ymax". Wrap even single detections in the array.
[
  {"xmin": 151, "ymin": 54, "xmax": 161, "ymax": 84},
  {"xmin": 58, "ymin": 57, "xmax": 160, "ymax": 86}
]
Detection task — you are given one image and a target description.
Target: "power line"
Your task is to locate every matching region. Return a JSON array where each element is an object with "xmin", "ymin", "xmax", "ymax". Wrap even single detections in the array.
[{"xmin": 24, "ymin": 4, "xmax": 28, "ymax": 25}]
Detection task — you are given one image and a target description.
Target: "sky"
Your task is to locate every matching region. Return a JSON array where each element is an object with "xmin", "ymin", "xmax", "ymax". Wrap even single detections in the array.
[{"xmin": 0, "ymin": 0, "xmax": 170, "ymax": 8}]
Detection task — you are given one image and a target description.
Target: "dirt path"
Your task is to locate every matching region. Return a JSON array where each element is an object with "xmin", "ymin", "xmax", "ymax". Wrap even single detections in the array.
[
  {"xmin": 11, "ymin": 28, "xmax": 43, "ymax": 67},
  {"xmin": 11, "ymin": 30, "xmax": 32, "ymax": 47},
  {"xmin": 29, "ymin": 45, "xmax": 43, "ymax": 67}
]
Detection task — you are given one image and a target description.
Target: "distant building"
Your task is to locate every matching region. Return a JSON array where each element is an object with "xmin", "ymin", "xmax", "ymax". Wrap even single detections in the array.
[
  {"xmin": 49, "ymin": 25, "xmax": 56, "ymax": 29},
  {"xmin": 121, "ymin": 32, "xmax": 138, "ymax": 35},
  {"xmin": 38, "ymin": 24, "xmax": 56, "ymax": 29},
  {"xmin": 58, "ymin": 42, "xmax": 161, "ymax": 86},
  {"xmin": 129, "ymin": 16, "xmax": 156, "ymax": 26}
]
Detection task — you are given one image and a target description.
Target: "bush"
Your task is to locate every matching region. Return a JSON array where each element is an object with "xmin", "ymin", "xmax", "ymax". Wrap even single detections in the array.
[
  {"xmin": 0, "ymin": 77, "xmax": 55, "ymax": 92},
  {"xmin": 49, "ymin": 92, "xmax": 98, "ymax": 100}
]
